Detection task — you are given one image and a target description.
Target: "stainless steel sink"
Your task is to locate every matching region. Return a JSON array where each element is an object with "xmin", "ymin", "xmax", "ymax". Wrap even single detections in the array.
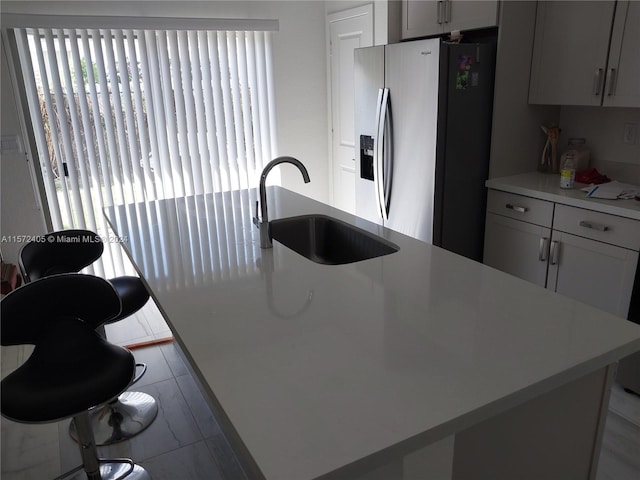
[{"xmin": 270, "ymin": 214, "xmax": 399, "ymax": 265}]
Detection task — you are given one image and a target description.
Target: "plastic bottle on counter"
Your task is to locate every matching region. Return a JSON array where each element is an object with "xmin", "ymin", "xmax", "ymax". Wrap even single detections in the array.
[
  {"xmin": 560, "ymin": 138, "xmax": 590, "ymax": 173},
  {"xmin": 560, "ymin": 157, "xmax": 575, "ymax": 189}
]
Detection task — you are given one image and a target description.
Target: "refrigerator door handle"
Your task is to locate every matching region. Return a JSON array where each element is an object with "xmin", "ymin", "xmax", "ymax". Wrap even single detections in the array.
[
  {"xmin": 381, "ymin": 88, "xmax": 394, "ymax": 220},
  {"xmin": 373, "ymin": 88, "xmax": 385, "ymax": 220},
  {"xmin": 379, "ymin": 88, "xmax": 392, "ymax": 220}
]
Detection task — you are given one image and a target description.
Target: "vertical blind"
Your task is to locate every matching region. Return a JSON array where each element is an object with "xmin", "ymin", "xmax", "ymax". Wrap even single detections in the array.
[{"xmin": 13, "ymin": 25, "xmax": 277, "ymax": 277}]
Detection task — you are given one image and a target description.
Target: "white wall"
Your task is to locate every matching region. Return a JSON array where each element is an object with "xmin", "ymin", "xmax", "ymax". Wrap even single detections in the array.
[
  {"xmin": 260, "ymin": 1, "xmax": 329, "ymax": 199},
  {"xmin": 558, "ymin": 106, "xmax": 640, "ymax": 184},
  {"xmin": 0, "ymin": 0, "xmax": 330, "ymax": 244}
]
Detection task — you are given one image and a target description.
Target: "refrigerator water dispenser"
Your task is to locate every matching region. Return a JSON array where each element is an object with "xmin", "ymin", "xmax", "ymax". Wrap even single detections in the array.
[{"xmin": 360, "ymin": 135, "xmax": 374, "ymax": 181}]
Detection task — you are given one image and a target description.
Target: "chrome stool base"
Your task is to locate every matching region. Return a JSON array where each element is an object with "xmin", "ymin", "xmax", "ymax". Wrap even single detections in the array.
[
  {"xmin": 59, "ymin": 411, "xmax": 152, "ymax": 480},
  {"xmin": 70, "ymin": 391, "xmax": 158, "ymax": 446},
  {"xmin": 56, "ymin": 460, "xmax": 151, "ymax": 480},
  {"xmin": 95, "ymin": 462, "xmax": 151, "ymax": 480}
]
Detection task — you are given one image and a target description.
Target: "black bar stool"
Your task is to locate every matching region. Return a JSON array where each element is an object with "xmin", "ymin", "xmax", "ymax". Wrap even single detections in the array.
[
  {"xmin": 19, "ymin": 230, "xmax": 158, "ymax": 445},
  {"xmin": 1, "ymin": 274, "xmax": 151, "ymax": 480}
]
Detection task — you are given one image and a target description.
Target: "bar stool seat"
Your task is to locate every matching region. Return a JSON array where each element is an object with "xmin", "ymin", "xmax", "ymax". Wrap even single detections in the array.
[
  {"xmin": 1, "ymin": 274, "xmax": 151, "ymax": 480},
  {"xmin": 19, "ymin": 229, "xmax": 158, "ymax": 446},
  {"xmin": 108, "ymin": 276, "xmax": 151, "ymax": 324},
  {"xmin": 19, "ymin": 230, "xmax": 150, "ymax": 323},
  {"xmin": 2, "ymin": 317, "xmax": 134, "ymax": 422}
]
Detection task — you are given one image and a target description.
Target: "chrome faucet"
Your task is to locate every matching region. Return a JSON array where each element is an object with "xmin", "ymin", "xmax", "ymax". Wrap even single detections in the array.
[{"xmin": 254, "ymin": 156, "xmax": 311, "ymax": 248}]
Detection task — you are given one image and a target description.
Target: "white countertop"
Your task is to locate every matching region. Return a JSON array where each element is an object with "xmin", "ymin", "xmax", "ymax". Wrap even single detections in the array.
[
  {"xmin": 486, "ymin": 172, "xmax": 640, "ymax": 220},
  {"xmin": 105, "ymin": 186, "xmax": 640, "ymax": 480}
]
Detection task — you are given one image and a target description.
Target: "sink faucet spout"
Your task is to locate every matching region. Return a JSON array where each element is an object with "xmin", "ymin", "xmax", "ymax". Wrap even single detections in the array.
[{"xmin": 254, "ymin": 156, "xmax": 311, "ymax": 248}]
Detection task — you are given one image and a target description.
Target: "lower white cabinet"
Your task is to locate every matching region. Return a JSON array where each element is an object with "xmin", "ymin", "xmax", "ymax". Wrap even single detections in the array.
[
  {"xmin": 547, "ymin": 230, "xmax": 638, "ymax": 318},
  {"xmin": 484, "ymin": 189, "xmax": 640, "ymax": 319},
  {"xmin": 484, "ymin": 212, "xmax": 550, "ymax": 287}
]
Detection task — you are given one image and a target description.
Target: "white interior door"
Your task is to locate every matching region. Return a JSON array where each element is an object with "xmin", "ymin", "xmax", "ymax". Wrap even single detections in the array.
[{"xmin": 328, "ymin": 5, "xmax": 373, "ymax": 213}]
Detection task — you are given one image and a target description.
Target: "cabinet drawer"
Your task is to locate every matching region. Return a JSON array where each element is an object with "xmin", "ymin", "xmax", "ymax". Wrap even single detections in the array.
[
  {"xmin": 486, "ymin": 190, "xmax": 554, "ymax": 227},
  {"xmin": 553, "ymin": 204, "xmax": 640, "ymax": 251}
]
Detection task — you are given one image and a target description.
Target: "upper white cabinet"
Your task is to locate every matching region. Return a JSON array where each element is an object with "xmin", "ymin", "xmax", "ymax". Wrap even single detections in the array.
[
  {"xmin": 606, "ymin": 1, "xmax": 640, "ymax": 106},
  {"xmin": 402, "ymin": 1, "xmax": 499, "ymax": 40},
  {"xmin": 529, "ymin": 0, "xmax": 640, "ymax": 107}
]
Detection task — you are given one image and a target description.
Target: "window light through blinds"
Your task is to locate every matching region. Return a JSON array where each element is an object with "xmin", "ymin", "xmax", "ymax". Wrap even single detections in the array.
[{"xmin": 12, "ymin": 26, "xmax": 277, "ymax": 277}]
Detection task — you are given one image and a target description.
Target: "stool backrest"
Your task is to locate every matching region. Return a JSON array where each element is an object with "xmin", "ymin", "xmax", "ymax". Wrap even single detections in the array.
[
  {"xmin": 0, "ymin": 274, "xmax": 121, "ymax": 346},
  {"xmin": 19, "ymin": 230, "xmax": 104, "ymax": 282}
]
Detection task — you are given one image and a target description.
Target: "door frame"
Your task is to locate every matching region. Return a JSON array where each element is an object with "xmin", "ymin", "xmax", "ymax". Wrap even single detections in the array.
[{"xmin": 326, "ymin": 3, "xmax": 373, "ymax": 210}]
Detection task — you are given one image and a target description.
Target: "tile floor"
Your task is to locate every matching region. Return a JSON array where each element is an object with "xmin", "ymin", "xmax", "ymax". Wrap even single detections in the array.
[
  {"xmin": 1, "ymin": 298, "xmax": 639, "ymax": 480},
  {"xmin": 1, "ymin": 299, "xmax": 247, "ymax": 480},
  {"xmin": 598, "ymin": 381, "xmax": 640, "ymax": 480}
]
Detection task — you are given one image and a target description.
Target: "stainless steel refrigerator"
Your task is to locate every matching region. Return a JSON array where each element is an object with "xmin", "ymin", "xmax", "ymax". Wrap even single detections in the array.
[{"xmin": 354, "ymin": 38, "xmax": 495, "ymax": 262}]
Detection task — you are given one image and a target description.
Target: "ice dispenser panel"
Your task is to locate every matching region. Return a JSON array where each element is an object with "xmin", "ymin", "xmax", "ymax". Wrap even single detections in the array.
[{"xmin": 360, "ymin": 135, "xmax": 374, "ymax": 181}]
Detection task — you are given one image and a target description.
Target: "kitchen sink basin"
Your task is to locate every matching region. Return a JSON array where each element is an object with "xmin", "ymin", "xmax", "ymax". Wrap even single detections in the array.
[{"xmin": 270, "ymin": 214, "xmax": 399, "ymax": 265}]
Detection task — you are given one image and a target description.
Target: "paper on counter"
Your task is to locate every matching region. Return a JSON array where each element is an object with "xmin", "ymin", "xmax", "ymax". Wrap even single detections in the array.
[{"xmin": 581, "ymin": 181, "xmax": 639, "ymax": 200}]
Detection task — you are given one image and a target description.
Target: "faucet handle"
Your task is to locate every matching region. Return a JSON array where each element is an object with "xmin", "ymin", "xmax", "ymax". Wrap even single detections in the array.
[{"xmin": 253, "ymin": 200, "xmax": 260, "ymax": 227}]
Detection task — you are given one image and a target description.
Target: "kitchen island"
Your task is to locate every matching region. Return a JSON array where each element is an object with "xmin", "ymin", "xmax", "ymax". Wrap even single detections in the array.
[{"xmin": 105, "ymin": 186, "xmax": 640, "ymax": 480}]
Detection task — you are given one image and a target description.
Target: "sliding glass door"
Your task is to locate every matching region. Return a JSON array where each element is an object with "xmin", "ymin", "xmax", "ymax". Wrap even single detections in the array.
[{"xmin": 11, "ymin": 24, "xmax": 277, "ymax": 277}]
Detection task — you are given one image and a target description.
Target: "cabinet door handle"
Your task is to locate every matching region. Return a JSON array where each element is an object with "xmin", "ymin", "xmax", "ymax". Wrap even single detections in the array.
[
  {"xmin": 550, "ymin": 240, "xmax": 559, "ymax": 265},
  {"xmin": 437, "ymin": 1, "xmax": 444, "ymax": 24},
  {"xmin": 606, "ymin": 68, "xmax": 617, "ymax": 96},
  {"xmin": 593, "ymin": 68, "xmax": 604, "ymax": 96},
  {"xmin": 445, "ymin": 0, "xmax": 452, "ymax": 23},
  {"xmin": 539, "ymin": 237, "xmax": 549, "ymax": 262},
  {"xmin": 506, "ymin": 203, "xmax": 528, "ymax": 213},
  {"xmin": 579, "ymin": 220, "xmax": 609, "ymax": 232}
]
